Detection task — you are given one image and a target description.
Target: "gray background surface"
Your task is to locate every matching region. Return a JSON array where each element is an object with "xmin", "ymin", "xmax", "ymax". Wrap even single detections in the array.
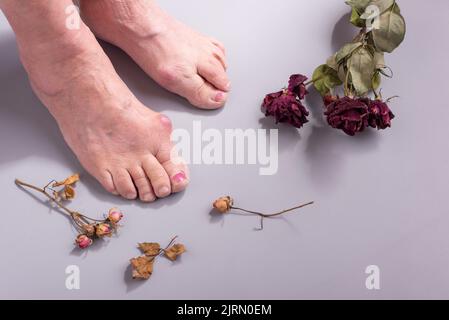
[{"xmin": 0, "ymin": 0, "xmax": 448, "ymax": 299}]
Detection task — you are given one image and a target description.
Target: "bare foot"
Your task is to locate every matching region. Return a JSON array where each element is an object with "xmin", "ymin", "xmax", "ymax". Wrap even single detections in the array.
[
  {"xmin": 18, "ymin": 26, "xmax": 189, "ymax": 202},
  {"xmin": 80, "ymin": 0, "xmax": 230, "ymax": 109}
]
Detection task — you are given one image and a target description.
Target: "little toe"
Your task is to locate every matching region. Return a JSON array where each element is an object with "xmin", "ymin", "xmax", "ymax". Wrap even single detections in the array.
[
  {"xmin": 129, "ymin": 167, "xmax": 156, "ymax": 203},
  {"xmin": 197, "ymin": 59, "xmax": 230, "ymax": 92},
  {"xmin": 111, "ymin": 168, "xmax": 138, "ymax": 200},
  {"xmin": 142, "ymin": 155, "xmax": 172, "ymax": 198}
]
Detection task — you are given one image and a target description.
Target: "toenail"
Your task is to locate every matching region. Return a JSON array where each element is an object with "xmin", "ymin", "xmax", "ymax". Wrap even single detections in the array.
[
  {"xmin": 226, "ymin": 82, "xmax": 231, "ymax": 91},
  {"xmin": 214, "ymin": 91, "xmax": 226, "ymax": 102},
  {"xmin": 126, "ymin": 193, "xmax": 137, "ymax": 199},
  {"xmin": 142, "ymin": 194, "xmax": 156, "ymax": 202},
  {"xmin": 158, "ymin": 186, "xmax": 170, "ymax": 197},
  {"xmin": 173, "ymin": 171, "xmax": 187, "ymax": 184}
]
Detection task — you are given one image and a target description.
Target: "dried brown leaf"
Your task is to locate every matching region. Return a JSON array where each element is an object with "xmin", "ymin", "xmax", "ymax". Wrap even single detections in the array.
[
  {"xmin": 164, "ymin": 243, "xmax": 186, "ymax": 261},
  {"xmin": 138, "ymin": 242, "xmax": 161, "ymax": 256},
  {"xmin": 130, "ymin": 255, "xmax": 154, "ymax": 280},
  {"xmin": 52, "ymin": 173, "xmax": 80, "ymax": 187},
  {"xmin": 61, "ymin": 185, "xmax": 76, "ymax": 200}
]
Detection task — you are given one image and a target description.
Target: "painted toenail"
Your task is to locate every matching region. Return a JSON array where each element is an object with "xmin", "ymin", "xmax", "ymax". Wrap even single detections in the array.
[
  {"xmin": 214, "ymin": 91, "xmax": 226, "ymax": 102},
  {"xmin": 159, "ymin": 186, "xmax": 170, "ymax": 196},
  {"xmin": 173, "ymin": 171, "xmax": 187, "ymax": 183}
]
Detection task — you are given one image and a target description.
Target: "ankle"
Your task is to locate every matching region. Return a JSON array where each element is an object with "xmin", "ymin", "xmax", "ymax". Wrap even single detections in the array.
[{"xmin": 81, "ymin": 0, "xmax": 169, "ymax": 42}]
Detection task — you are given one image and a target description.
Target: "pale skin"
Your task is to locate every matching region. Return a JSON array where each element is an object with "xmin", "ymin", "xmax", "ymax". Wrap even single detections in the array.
[{"xmin": 0, "ymin": 0, "xmax": 230, "ymax": 202}]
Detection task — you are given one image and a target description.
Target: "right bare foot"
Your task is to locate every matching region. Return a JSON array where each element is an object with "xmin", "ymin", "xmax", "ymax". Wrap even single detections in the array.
[{"xmin": 17, "ymin": 25, "xmax": 189, "ymax": 202}]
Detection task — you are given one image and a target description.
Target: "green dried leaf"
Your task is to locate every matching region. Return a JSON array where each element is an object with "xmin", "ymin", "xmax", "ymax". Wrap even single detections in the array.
[
  {"xmin": 372, "ymin": 10, "xmax": 406, "ymax": 53},
  {"xmin": 373, "ymin": 51, "xmax": 386, "ymax": 69},
  {"xmin": 348, "ymin": 47, "xmax": 375, "ymax": 95},
  {"xmin": 336, "ymin": 42, "xmax": 363, "ymax": 64},
  {"xmin": 372, "ymin": 71, "xmax": 381, "ymax": 90},
  {"xmin": 312, "ymin": 64, "xmax": 343, "ymax": 97},
  {"xmin": 350, "ymin": 8, "xmax": 366, "ymax": 27},
  {"xmin": 345, "ymin": 0, "xmax": 371, "ymax": 13},
  {"xmin": 367, "ymin": 0, "xmax": 395, "ymax": 15}
]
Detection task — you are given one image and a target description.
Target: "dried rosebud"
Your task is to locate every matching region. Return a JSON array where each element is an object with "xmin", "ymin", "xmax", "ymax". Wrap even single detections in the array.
[
  {"xmin": 95, "ymin": 223, "xmax": 112, "ymax": 237},
  {"xmin": 213, "ymin": 196, "xmax": 233, "ymax": 214},
  {"xmin": 288, "ymin": 74, "xmax": 309, "ymax": 99},
  {"xmin": 365, "ymin": 99, "xmax": 395, "ymax": 130},
  {"xmin": 325, "ymin": 96, "xmax": 369, "ymax": 136},
  {"xmin": 108, "ymin": 208, "xmax": 123, "ymax": 224},
  {"xmin": 82, "ymin": 224, "xmax": 96, "ymax": 237},
  {"xmin": 75, "ymin": 234, "xmax": 93, "ymax": 249},
  {"xmin": 323, "ymin": 95, "xmax": 338, "ymax": 107},
  {"xmin": 262, "ymin": 90, "xmax": 309, "ymax": 129}
]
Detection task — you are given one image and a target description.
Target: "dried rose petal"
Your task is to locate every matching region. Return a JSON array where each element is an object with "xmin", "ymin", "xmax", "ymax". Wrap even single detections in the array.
[
  {"xmin": 365, "ymin": 99, "xmax": 395, "ymax": 130},
  {"xmin": 75, "ymin": 234, "xmax": 93, "ymax": 249},
  {"xmin": 262, "ymin": 90, "xmax": 309, "ymax": 129},
  {"xmin": 108, "ymin": 208, "xmax": 123, "ymax": 224},
  {"xmin": 324, "ymin": 96, "xmax": 369, "ymax": 136},
  {"xmin": 288, "ymin": 74, "xmax": 309, "ymax": 99}
]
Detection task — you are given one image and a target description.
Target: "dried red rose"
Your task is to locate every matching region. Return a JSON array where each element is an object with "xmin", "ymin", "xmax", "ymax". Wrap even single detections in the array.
[
  {"xmin": 324, "ymin": 96, "xmax": 369, "ymax": 136},
  {"xmin": 76, "ymin": 234, "xmax": 93, "ymax": 249},
  {"xmin": 262, "ymin": 90, "xmax": 309, "ymax": 129},
  {"xmin": 288, "ymin": 74, "xmax": 309, "ymax": 99},
  {"xmin": 365, "ymin": 99, "xmax": 395, "ymax": 130}
]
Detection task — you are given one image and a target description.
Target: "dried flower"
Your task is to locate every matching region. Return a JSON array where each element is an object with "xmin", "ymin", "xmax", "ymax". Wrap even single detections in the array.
[
  {"xmin": 15, "ymin": 175, "xmax": 123, "ymax": 250},
  {"xmin": 288, "ymin": 74, "xmax": 309, "ymax": 99},
  {"xmin": 82, "ymin": 224, "xmax": 96, "ymax": 237},
  {"xmin": 212, "ymin": 196, "xmax": 314, "ymax": 230},
  {"xmin": 324, "ymin": 96, "xmax": 369, "ymax": 136},
  {"xmin": 76, "ymin": 234, "xmax": 93, "ymax": 249},
  {"xmin": 262, "ymin": 90, "xmax": 309, "ymax": 128},
  {"xmin": 213, "ymin": 196, "xmax": 233, "ymax": 214},
  {"xmin": 95, "ymin": 223, "xmax": 112, "ymax": 237},
  {"xmin": 365, "ymin": 98, "xmax": 395, "ymax": 130},
  {"xmin": 108, "ymin": 208, "xmax": 123, "ymax": 224}
]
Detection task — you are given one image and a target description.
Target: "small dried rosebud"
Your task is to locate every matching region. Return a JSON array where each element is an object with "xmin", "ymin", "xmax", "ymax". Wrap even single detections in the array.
[
  {"xmin": 108, "ymin": 208, "xmax": 123, "ymax": 223},
  {"xmin": 76, "ymin": 234, "xmax": 93, "ymax": 249},
  {"xmin": 82, "ymin": 224, "xmax": 96, "ymax": 237},
  {"xmin": 95, "ymin": 223, "xmax": 112, "ymax": 237},
  {"xmin": 324, "ymin": 96, "xmax": 369, "ymax": 136},
  {"xmin": 262, "ymin": 90, "xmax": 309, "ymax": 129},
  {"xmin": 213, "ymin": 196, "xmax": 233, "ymax": 214},
  {"xmin": 288, "ymin": 74, "xmax": 309, "ymax": 99},
  {"xmin": 323, "ymin": 95, "xmax": 338, "ymax": 107},
  {"xmin": 365, "ymin": 99, "xmax": 395, "ymax": 130}
]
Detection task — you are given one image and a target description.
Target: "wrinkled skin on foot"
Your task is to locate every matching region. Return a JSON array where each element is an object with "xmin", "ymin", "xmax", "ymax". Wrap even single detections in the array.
[
  {"xmin": 80, "ymin": 0, "xmax": 230, "ymax": 109},
  {"xmin": 20, "ymin": 27, "xmax": 189, "ymax": 202}
]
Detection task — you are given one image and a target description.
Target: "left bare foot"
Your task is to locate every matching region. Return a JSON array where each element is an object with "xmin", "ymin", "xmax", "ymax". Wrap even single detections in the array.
[{"xmin": 80, "ymin": 0, "xmax": 230, "ymax": 110}]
